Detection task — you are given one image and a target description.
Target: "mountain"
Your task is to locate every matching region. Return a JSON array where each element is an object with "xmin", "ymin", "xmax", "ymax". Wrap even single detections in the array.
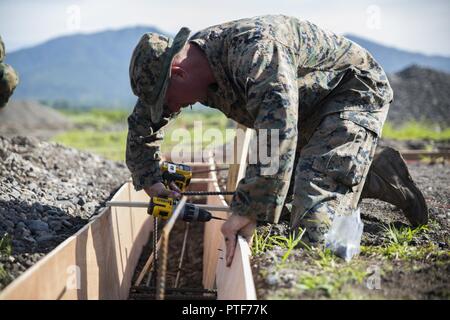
[
  {"xmin": 7, "ymin": 26, "xmax": 169, "ymax": 108},
  {"xmin": 4, "ymin": 28, "xmax": 450, "ymax": 108},
  {"xmin": 346, "ymin": 34, "xmax": 450, "ymax": 73}
]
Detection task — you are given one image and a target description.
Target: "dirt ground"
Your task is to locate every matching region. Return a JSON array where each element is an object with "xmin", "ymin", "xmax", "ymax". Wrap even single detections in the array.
[{"xmin": 252, "ymin": 162, "xmax": 449, "ymax": 300}]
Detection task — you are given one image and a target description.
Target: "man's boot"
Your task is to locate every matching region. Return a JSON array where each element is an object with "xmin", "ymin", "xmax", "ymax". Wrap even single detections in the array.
[{"xmin": 361, "ymin": 146, "xmax": 428, "ymax": 226}]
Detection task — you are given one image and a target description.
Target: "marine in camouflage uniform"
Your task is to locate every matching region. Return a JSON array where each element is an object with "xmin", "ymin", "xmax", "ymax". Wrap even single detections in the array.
[
  {"xmin": 0, "ymin": 35, "xmax": 19, "ymax": 108},
  {"xmin": 127, "ymin": 15, "xmax": 427, "ymax": 247}
]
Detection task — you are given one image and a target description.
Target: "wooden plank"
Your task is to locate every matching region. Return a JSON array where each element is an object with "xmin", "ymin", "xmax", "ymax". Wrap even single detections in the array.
[
  {"xmin": 216, "ymin": 236, "xmax": 257, "ymax": 300},
  {"xmin": 0, "ymin": 182, "xmax": 152, "ymax": 300},
  {"xmin": 225, "ymin": 124, "xmax": 253, "ymax": 203},
  {"xmin": 203, "ymin": 158, "xmax": 229, "ymax": 289},
  {"xmin": 203, "ymin": 154, "xmax": 257, "ymax": 299}
]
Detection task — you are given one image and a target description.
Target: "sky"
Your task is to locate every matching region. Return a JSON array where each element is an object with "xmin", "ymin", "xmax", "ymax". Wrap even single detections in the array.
[{"xmin": 1, "ymin": 0, "xmax": 449, "ymax": 56}]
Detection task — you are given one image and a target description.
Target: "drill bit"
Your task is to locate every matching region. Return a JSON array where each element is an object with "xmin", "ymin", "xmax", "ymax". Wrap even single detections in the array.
[
  {"xmin": 210, "ymin": 215, "xmax": 227, "ymax": 221},
  {"xmin": 181, "ymin": 191, "xmax": 235, "ymax": 196}
]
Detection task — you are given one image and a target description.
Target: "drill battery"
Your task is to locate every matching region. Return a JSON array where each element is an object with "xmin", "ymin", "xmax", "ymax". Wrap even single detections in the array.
[{"xmin": 161, "ymin": 162, "xmax": 192, "ymax": 192}]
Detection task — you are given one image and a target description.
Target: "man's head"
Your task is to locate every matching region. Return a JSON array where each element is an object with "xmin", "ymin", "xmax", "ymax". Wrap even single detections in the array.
[
  {"xmin": 130, "ymin": 28, "xmax": 216, "ymax": 123},
  {"xmin": 129, "ymin": 28, "xmax": 191, "ymax": 123},
  {"xmin": 164, "ymin": 42, "xmax": 215, "ymax": 114}
]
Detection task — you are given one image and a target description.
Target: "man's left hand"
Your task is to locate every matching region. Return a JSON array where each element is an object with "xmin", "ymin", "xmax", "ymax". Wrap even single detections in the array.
[{"xmin": 221, "ymin": 214, "xmax": 256, "ymax": 267}]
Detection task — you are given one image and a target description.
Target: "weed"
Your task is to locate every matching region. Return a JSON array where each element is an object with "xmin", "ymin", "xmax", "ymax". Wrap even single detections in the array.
[
  {"xmin": 251, "ymin": 227, "xmax": 305, "ymax": 264},
  {"xmin": 252, "ymin": 226, "xmax": 275, "ymax": 255},
  {"xmin": 383, "ymin": 224, "xmax": 429, "ymax": 245},
  {"xmin": 382, "ymin": 121, "xmax": 450, "ymax": 141},
  {"xmin": 360, "ymin": 242, "xmax": 448, "ymax": 260},
  {"xmin": 0, "ymin": 233, "xmax": 12, "ymax": 257},
  {"xmin": 360, "ymin": 224, "xmax": 440, "ymax": 260},
  {"xmin": 270, "ymin": 228, "xmax": 305, "ymax": 263}
]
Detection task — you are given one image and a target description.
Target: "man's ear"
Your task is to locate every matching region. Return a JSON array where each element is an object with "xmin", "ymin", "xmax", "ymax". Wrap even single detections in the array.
[{"xmin": 171, "ymin": 66, "xmax": 187, "ymax": 81}]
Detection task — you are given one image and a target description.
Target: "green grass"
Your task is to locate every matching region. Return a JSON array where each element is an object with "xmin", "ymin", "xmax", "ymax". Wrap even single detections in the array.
[
  {"xmin": 52, "ymin": 108, "xmax": 233, "ymax": 161},
  {"xmin": 361, "ymin": 242, "xmax": 448, "ymax": 260},
  {"xmin": 60, "ymin": 108, "xmax": 129, "ymax": 130},
  {"xmin": 252, "ymin": 226, "xmax": 276, "ymax": 255},
  {"xmin": 0, "ymin": 233, "xmax": 12, "ymax": 257},
  {"xmin": 251, "ymin": 227, "xmax": 305, "ymax": 264},
  {"xmin": 270, "ymin": 229, "xmax": 306, "ymax": 263},
  {"xmin": 0, "ymin": 234, "xmax": 13, "ymax": 286},
  {"xmin": 383, "ymin": 224, "xmax": 429, "ymax": 245},
  {"xmin": 360, "ymin": 224, "xmax": 448, "ymax": 260},
  {"xmin": 162, "ymin": 109, "xmax": 233, "ymax": 150},
  {"xmin": 382, "ymin": 121, "xmax": 450, "ymax": 141},
  {"xmin": 267, "ymin": 247, "xmax": 369, "ymax": 299},
  {"xmin": 53, "ymin": 130, "xmax": 127, "ymax": 161}
]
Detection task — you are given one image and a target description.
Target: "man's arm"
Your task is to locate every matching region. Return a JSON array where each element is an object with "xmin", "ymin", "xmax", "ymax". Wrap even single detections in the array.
[
  {"xmin": 231, "ymin": 39, "xmax": 299, "ymax": 223},
  {"xmin": 222, "ymin": 39, "xmax": 298, "ymax": 266},
  {"xmin": 126, "ymin": 99, "xmax": 170, "ymax": 191}
]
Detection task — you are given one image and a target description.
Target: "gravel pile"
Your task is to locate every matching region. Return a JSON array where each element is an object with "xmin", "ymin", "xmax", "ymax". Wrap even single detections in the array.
[
  {"xmin": 0, "ymin": 135, "xmax": 129, "ymax": 290},
  {"xmin": 0, "ymin": 100, "xmax": 74, "ymax": 138},
  {"xmin": 387, "ymin": 65, "xmax": 450, "ymax": 126}
]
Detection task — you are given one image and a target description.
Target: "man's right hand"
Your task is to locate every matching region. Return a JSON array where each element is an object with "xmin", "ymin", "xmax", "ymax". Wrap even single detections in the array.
[{"xmin": 143, "ymin": 182, "xmax": 181, "ymax": 199}]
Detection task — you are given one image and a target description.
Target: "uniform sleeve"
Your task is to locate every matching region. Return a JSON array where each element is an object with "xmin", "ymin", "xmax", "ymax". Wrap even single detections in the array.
[
  {"xmin": 126, "ymin": 99, "xmax": 171, "ymax": 190},
  {"xmin": 229, "ymin": 39, "xmax": 298, "ymax": 223}
]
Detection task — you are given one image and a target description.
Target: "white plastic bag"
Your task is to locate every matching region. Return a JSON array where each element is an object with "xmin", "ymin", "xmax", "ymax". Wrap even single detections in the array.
[{"xmin": 325, "ymin": 208, "xmax": 364, "ymax": 262}]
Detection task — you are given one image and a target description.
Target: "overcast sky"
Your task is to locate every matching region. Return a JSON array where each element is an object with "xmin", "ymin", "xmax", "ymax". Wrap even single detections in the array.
[{"xmin": 1, "ymin": 0, "xmax": 449, "ymax": 56}]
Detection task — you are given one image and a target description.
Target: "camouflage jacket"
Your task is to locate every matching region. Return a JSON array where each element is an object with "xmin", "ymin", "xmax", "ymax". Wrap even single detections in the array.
[
  {"xmin": 126, "ymin": 15, "xmax": 393, "ymax": 223},
  {"xmin": 0, "ymin": 35, "xmax": 19, "ymax": 108}
]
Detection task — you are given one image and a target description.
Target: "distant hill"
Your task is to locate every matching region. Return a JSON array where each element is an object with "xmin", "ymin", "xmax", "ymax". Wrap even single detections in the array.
[
  {"xmin": 5, "ymin": 27, "xmax": 450, "ymax": 108},
  {"xmin": 7, "ymin": 26, "xmax": 168, "ymax": 108},
  {"xmin": 346, "ymin": 34, "xmax": 450, "ymax": 73}
]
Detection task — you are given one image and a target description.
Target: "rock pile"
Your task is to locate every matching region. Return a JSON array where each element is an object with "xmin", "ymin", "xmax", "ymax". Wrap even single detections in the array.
[
  {"xmin": 388, "ymin": 65, "xmax": 450, "ymax": 126},
  {"xmin": 0, "ymin": 135, "xmax": 129, "ymax": 289}
]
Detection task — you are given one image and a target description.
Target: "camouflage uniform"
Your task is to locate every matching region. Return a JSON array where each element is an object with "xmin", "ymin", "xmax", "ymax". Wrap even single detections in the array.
[
  {"xmin": 127, "ymin": 15, "xmax": 393, "ymax": 245},
  {"xmin": 0, "ymin": 35, "xmax": 19, "ymax": 108}
]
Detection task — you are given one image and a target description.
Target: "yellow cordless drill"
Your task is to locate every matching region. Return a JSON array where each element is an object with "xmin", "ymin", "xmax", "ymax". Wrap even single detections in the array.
[
  {"xmin": 161, "ymin": 161, "xmax": 192, "ymax": 192},
  {"xmin": 148, "ymin": 161, "xmax": 225, "ymax": 222}
]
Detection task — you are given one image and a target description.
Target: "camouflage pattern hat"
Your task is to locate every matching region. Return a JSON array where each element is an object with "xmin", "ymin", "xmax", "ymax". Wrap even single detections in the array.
[
  {"xmin": 129, "ymin": 27, "xmax": 191, "ymax": 123},
  {"xmin": 0, "ymin": 36, "xmax": 5, "ymax": 62},
  {"xmin": 0, "ymin": 63, "xmax": 19, "ymax": 108}
]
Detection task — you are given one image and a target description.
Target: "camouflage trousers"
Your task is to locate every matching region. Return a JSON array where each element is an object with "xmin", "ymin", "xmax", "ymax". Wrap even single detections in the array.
[{"xmin": 289, "ymin": 111, "xmax": 381, "ymax": 246}]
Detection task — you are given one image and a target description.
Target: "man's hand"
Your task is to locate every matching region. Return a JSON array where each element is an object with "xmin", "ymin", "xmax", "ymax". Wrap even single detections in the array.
[
  {"xmin": 144, "ymin": 182, "xmax": 181, "ymax": 199},
  {"xmin": 221, "ymin": 214, "xmax": 256, "ymax": 267}
]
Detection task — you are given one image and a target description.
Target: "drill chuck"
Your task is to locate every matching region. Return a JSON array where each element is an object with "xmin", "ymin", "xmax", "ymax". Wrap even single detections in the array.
[{"xmin": 181, "ymin": 203, "xmax": 213, "ymax": 222}]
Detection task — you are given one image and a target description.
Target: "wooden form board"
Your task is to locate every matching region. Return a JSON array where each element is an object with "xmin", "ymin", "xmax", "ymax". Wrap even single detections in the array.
[
  {"xmin": 0, "ymin": 182, "xmax": 152, "ymax": 300},
  {"xmin": 203, "ymin": 158, "xmax": 229, "ymax": 290},
  {"xmin": 216, "ymin": 236, "xmax": 256, "ymax": 300},
  {"xmin": 203, "ymin": 131, "xmax": 257, "ymax": 300},
  {"xmin": 225, "ymin": 124, "xmax": 253, "ymax": 204}
]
